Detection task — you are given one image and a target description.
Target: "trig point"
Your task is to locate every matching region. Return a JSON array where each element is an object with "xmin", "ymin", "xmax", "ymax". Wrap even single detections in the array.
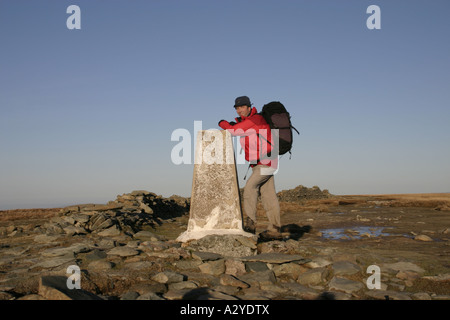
[{"xmin": 176, "ymin": 130, "xmax": 254, "ymax": 242}]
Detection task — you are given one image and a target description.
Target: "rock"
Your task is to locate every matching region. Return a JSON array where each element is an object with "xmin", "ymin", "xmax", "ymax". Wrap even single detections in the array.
[
  {"xmin": 151, "ymin": 271, "xmax": 185, "ymax": 284},
  {"xmin": 38, "ymin": 276, "xmax": 103, "ymax": 300},
  {"xmin": 430, "ymin": 294, "xmax": 450, "ymax": 300},
  {"xmin": 382, "ymin": 262, "xmax": 425, "ymax": 274},
  {"xmin": 87, "ymin": 260, "xmax": 113, "ymax": 271},
  {"xmin": 174, "ymin": 260, "xmax": 203, "ymax": 270},
  {"xmin": 89, "ymin": 214, "xmax": 113, "ymax": 231},
  {"xmin": 98, "ymin": 225, "xmax": 121, "ymax": 237},
  {"xmin": 185, "ymin": 234, "xmax": 257, "ymax": 257},
  {"xmin": 241, "ymin": 253, "xmax": 308, "ymax": 264},
  {"xmin": 272, "ymin": 262, "xmax": 306, "ymax": 279},
  {"xmin": 33, "ymin": 234, "xmax": 60, "ymax": 244},
  {"xmin": 192, "ymin": 251, "xmax": 223, "ymax": 261},
  {"xmin": 219, "ymin": 274, "xmax": 249, "ymax": 288},
  {"xmin": 41, "ymin": 244, "xmax": 90, "ymax": 258},
  {"xmin": 331, "ymin": 261, "xmax": 361, "ymax": 276},
  {"xmin": 411, "ymin": 292, "xmax": 432, "ymax": 300},
  {"xmin": 63, "ymin": 225, "xmax": 87, "ymax": 236},
  {"xmin": 198, "ymin": 259, "xmax": 226, "ymax": 276},
  {"xmin": 239, "ymin": 287, "xmax": 277, "ymax": 300},
  {"xmin": 168, "ymin": 280, "xmax": 198, "ymax": 291},
  {"xmin": 280, "ymin": 283, "xmax": 320, "ymax": 300},
  {"xmin": 139, "ymin": 203, "xmax": 154, "ymax": 214},
  {"xmin": 245, "ymin": 261, "xmax": 269, "ymax": 272},
  {"xmin": 297, "ymin": 267, "xmax": 328, "ymax": 286},
  {"xmin": 414, "ymin": 234, "xmax": 433, "ymax": 242},
  {"xmin": 164, "ymin": 289, "xmax": 192, "ymax": 300},
  {"xmin": 396, "ymin": 270, "xmax": 420, "ymax": 281},
  {"xmin": 328, "ymin": 276, "xmax": 364, "ymax": 294},
  {"xmin": 124, "ymin": 261, "xmax": 153, "ymax": 271},
  {"xmin": 277, "ymin": 185, "xmax": 332, "ymax": 202},
  {"xmin": 193, "ymin": 288, "xmax": 239, "ymax": 300},
  {"xmin": 120, "ymin": 291, "xmax": 140, "ymax": 300},
  {"xmin": 107, "ymin": 246, "xmax": 139, "ymax": 257},
  {"xmin": 33, "ymin": 256, "xmax": 77, "ymax": 269},
  {"xmin": 84, "ymin": 249, "xmax": 107, "ymax": 262},
  {"xmin": 139, "ymin": 240, "xmax": 170, "ymax": 252},
  {"xmin": 0, "ymin": 291, "xmax": 15, "ymax": 300},
  {"xmin": 133, "ymin": 231, "xmax": 161, "ymax": 241},
  {"xmin": 17, "ymin": 294, "xmax": 47, "ymax": 300},
  {"xmin": 259, "ymin": 283, "xmax": 290, "ymax": 295},
  {"xmin": 239, "ymin": 270, "xmax": 276, "ymax": 288},
  {"xmin": 365, "ymin": 290, "xmax": 412, "ymax": 300},
  {"xmin": 304, "ymin": 257, "xmax": 332, "ymax": 269},
  {"xmin": 225, "ymin": 259, "xmax": 247, "ymax": 276},
  {"xmin": 71, "ymin": 213, "xmax": 91, "ymax": 223},
  {"xmin": 136, "ymin": 292, "xmax": 165, "ymax": 300},
  {"xmin": 130, "ymin": 283, "xmax": 167, "ymax": 296},
  {"xmin": 422, "ymin": 273, "xmax": 450, "ymax": 281}
]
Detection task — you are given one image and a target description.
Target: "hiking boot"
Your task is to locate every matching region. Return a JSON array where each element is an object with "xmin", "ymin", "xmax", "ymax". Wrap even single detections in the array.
[
  {"xmin": 243, "ymin": 217, "xmax": 256, "ymax": 234},
  {"xmin": 258, "ymin": 227, "xmax": 283, "ymax": 242}
]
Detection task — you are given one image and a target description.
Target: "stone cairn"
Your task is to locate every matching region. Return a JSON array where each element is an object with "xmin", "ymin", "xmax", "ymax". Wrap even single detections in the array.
[
  {"xmin": 47, "ymin": 191, "xmax": 190, "ymax": 238},
  {"xmin": 277, "ymin": 185, "xmax": 332, "ymax": 202}
]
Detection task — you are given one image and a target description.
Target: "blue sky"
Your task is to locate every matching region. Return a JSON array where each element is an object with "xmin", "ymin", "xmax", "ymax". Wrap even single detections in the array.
[{"xmin": 1, "ymin": 0, "xmax": 449, "ymax": 209}]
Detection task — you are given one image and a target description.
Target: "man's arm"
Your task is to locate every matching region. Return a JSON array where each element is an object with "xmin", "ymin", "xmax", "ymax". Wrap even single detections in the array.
[{"xmin": 219, "ymin": 118, "xmax": 256, "ymax": 136}]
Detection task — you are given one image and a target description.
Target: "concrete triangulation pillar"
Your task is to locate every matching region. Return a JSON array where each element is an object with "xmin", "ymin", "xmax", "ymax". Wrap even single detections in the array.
[{"xmin": 176, "ymin": 130, "xmax": 254, "ymax": 242}]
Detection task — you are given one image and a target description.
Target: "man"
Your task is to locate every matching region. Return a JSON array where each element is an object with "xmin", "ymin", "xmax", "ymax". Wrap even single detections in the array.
[{"xmin": 218, "ymin": 96, "xmax": 282, "ymax": 240}]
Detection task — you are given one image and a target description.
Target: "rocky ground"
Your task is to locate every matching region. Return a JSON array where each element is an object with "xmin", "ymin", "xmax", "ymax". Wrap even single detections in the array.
[{"xmin": 0, "ymin": 187, "xmax": 449, "ymax": 301}]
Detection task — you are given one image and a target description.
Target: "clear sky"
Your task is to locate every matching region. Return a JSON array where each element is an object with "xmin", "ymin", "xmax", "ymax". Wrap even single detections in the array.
[{"xmin": 1, "ymin": 0, "xmax": 449, "ymax": 210}]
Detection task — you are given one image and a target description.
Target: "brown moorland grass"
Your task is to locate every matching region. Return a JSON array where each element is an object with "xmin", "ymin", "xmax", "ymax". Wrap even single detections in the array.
[{"xmin": 0, "ymin": 208, "xmax": 60, "ymax": 222}]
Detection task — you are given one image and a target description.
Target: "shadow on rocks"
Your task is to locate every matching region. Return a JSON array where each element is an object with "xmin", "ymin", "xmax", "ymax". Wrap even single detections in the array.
[
  {"xmin": 181, "ymin": 288, "xmax": 213, "ymax": 300},
  {"xmin": 316, "ymin": 292, "xmax": 336, "ymax": 300},
  {"xmin": 258, "ymin": 224, "xmax": 312, "ymax": 243},
  {"xmin": 281, "ymin": 224, "xmax": 312, "ymax": 240}
]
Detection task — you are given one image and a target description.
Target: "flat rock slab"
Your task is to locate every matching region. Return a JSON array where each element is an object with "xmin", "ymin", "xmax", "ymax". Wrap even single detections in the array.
[
  {"xmin": 328, "ymin": 276, "xmax": 365, "ymax": 294},
  {"xmin": 192, "ymin": 251, "xmax": 223, "ymax": 261},
  {"xmin": 185, "ymin": 234, "xmax": 257, "ymax": 258},
  {"xmin": 240, "ymin": 253, "xmax": 310, "ymax": 264},
  {"xmin": 34, "ymin": 256, "xmax": 76, "ymax": 269},
  {"xmin": 107, "ymin": 246, "xmax": 139, "ymax": 257},
  {"xmin": 382, "ymin": 262, "xmax": 425, "ymax": 274},
  {"xmin": 41, "ymin": 244, "xmax": 91, "ymax": 258},
  {"xmin": 365, "ymin": 290, "xmax": 412, "ymax": 300},
  {"xmin": 331, "ymin": 261, "xmax": 362, "ymax": 275},
  {"xmin": 39, "ymin": 276, "xmax": 103, "ymax": 300}
]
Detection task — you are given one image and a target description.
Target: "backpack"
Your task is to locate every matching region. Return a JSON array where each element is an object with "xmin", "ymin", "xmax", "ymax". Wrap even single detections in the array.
[{"xmin": 260, "ymin": 101, "xmax": 299, "ymax": 156}]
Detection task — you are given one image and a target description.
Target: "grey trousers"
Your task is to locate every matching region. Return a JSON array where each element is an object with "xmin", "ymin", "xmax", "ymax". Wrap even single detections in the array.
[{"xmin": 243, "ymin": 165, "xmax": 281, "ymax": 231}]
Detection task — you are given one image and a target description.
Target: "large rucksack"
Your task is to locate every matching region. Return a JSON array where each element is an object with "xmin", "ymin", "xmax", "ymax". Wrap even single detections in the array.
[{"xmin": 260, "ymin": 101, "xmax": 299, "ymax": 156}]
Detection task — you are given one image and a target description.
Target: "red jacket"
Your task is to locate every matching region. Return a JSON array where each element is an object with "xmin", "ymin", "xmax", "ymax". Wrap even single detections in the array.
[{"xmin": 219, "ymin": 107, "xmax": 278, "ymax": 168}]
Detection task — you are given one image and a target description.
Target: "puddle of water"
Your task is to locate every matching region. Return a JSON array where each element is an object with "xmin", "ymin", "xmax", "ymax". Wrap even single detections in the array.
[{"xmin": 321, "ymin": 226, "xmax": 391, "ymax": 240}]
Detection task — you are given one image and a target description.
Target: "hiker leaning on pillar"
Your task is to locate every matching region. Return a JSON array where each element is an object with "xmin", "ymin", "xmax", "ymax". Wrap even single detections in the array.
[{"xmin": 218, "ymin": 95, "xmax": 282, "ymax": 241}]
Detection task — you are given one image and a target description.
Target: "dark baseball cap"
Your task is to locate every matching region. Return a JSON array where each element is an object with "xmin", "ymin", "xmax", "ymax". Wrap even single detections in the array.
[{"xmin": 234, "ymin": 96, "xmax": 252, "ymax": 108}]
